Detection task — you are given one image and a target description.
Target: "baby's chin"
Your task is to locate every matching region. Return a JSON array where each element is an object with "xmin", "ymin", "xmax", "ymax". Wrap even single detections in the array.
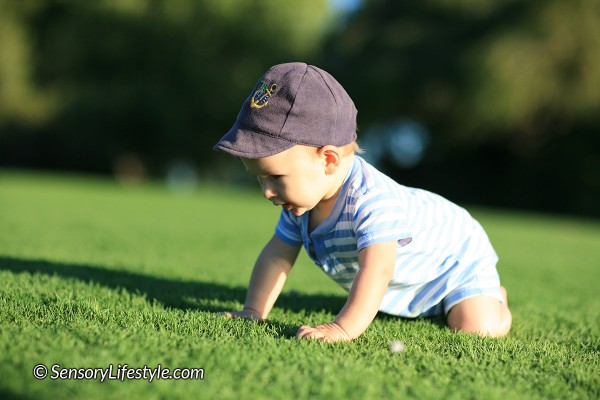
[
  {"xmin": 287, "ymin": 206, "xmax": 308, "ymax": 217},
  {"xmin": 278, "ymin": 202, "xmax": 312, "ymax": 217}
]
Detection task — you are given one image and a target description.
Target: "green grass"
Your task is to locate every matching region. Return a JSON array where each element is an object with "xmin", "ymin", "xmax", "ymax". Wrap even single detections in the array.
[{"xmin": 0, "ymin": 170, "xmax": 598, "ymax": 400}]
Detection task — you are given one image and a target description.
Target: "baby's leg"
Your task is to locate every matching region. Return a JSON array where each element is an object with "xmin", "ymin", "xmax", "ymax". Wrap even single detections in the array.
[{"xmin": 447, "ymin": 286, "xmax": 512, "ymax": 337}]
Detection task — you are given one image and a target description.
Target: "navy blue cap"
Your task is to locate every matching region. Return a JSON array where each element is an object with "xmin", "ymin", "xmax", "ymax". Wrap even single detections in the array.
[{"xmin": 214, "ymin": 62, "xmax": 358, "ymax": 158}]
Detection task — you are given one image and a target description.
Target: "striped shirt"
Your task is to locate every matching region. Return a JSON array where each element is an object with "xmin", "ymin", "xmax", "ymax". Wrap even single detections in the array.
[{"xmin": 275, "ymin": 155, "xmax": 499, "ymax": 317}]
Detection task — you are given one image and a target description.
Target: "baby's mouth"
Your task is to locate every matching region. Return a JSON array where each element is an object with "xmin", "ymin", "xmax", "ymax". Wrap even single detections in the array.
[{"xmin": 272, "ymin": 201, "xmax": 293, "ymax": 211}]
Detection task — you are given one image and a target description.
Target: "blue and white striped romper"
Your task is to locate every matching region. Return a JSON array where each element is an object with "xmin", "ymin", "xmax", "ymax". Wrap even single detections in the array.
[{"xmin": 275, "ymin": 155, "xmax": 503, "ymax": 318}]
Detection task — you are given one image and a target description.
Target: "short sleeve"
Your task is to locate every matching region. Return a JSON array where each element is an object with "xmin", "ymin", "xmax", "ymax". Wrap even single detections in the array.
[
  {"xmin": 275, "ymin": 209, "xmax": 303, "ymax": 246},
  {"xmin": 352, "ymin": 190, "xmax": 412, "ymax": 251}
]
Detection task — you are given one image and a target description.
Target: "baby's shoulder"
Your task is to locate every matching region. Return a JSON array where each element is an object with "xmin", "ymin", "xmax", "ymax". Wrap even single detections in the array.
[{"xmin": 347, "ymin": 159, "xmax": 408, "ymax": 203}]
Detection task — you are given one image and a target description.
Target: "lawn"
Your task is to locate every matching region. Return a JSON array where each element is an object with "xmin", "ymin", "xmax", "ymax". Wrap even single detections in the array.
[{"xmin": 0, "ymin": 170, "xmax": 598, "ymax": 399}]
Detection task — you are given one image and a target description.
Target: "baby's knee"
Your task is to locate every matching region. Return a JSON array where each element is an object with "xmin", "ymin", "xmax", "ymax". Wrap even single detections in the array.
[
  {"xmin": 451, "ymin": 315, "xmax": 504, "ymax": 337},
  {"xmin": 447, "ymin": 296, "xmax": 511, "ymax": 337}
]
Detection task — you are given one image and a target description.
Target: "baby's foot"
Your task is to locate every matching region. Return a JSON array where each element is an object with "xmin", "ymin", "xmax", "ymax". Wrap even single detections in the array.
[{"xmin": 500, "ymin": 286, "xmax": 508, "ymax": 306}]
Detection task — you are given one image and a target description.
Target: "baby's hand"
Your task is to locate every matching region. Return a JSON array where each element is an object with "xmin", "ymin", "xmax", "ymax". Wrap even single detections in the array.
[
  {"xmin": 222, "ymin": 309, "xmax": 264, "ymax": 322},
  {"xmin": 296, "ymin": 322, "xmax": 352, "ymax": 343}
]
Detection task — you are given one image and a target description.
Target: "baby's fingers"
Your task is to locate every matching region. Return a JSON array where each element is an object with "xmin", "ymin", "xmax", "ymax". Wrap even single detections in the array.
[
  {"xmin": 296, "ymin": 323, "xmax": 352, "ymax": 342},
  {"xmin": 296, "ymin": 325, "xmax": 327, "ymax": 341},
  {"xmin": 296, "ymin": 325, "xmax": 318, "ymax": 340},
  {"xmin": 295, "ymin": 325, "xmax": 311, "ymax": 339}
]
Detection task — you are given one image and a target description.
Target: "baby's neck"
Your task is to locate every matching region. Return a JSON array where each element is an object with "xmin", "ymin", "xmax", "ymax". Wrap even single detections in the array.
[{"xmin": 308, "ymin": 154, "xmax": 354, "ymax": 232}]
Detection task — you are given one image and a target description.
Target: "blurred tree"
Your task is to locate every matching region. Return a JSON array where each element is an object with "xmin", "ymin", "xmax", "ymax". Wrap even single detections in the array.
[
  {"xmin": 319, "ymin": 0, "xmax": 600, "ymax": 216},
  {"xmin": 1, "ymin": 0, "xmax": 598, "ymax": 215},
  {"xmin": 323, "ymin": 0, "xmax": 600, "ymax": 144},
  {"xmin": 0, "ymin": 0, "xmax": 334, "ymax": 173},
  {"xmin": 0, "ymin": 1, "xmax": 54, "ymax": 125}
]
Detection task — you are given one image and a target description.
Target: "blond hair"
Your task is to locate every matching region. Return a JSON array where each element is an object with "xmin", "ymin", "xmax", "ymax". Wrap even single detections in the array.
[
  {"xmin": 340, "ymin": 141, "xmax": 363, "ymax": 157},
  {"xmin": 300, "ymin": 140, "xmax": 362, "ymax": 159}
]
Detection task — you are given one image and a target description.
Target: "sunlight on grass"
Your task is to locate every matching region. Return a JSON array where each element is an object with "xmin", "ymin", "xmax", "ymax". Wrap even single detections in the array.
[{"xmin": 1, "ymin": 171, "xmax": 598, "ymax": 399}]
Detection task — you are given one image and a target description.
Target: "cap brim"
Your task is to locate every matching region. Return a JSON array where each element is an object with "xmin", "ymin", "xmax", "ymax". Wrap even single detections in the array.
[{"xmin": 214, "ymin": 122, "xmax": 296, "ymax": 159}]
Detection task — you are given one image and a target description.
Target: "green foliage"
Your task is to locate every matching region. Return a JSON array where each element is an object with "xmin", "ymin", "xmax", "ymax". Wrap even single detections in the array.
[
  {"xmin": 0, "ymin": 0, "xmax": 598, "ymax": 214},
  {"xmin": 324, "ymin": 0, "xmax": 600, "ymax": 139},
  {"xmin": 319, "ymin": 0, "xmax": 600, "ymax": 216},
  {"xmin": 463, "ymin": 0, "xmax": 600, "ymax": 131},
  {"xmin": 1, "ymin": 172, "xmax": 599, "ymax": 399},
  {"xmin": 0, "ymin": 1, "xmax": 54, "ymax": 124},
  {"xmin": 0, "ymin": 0, "xmax": 334, "ymax": 171}
]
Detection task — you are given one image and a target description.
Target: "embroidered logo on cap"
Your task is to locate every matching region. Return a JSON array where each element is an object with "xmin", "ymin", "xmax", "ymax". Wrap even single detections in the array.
[{"xmin": 250, "ymin": 83, "xmax": 278, "ymax": 109}]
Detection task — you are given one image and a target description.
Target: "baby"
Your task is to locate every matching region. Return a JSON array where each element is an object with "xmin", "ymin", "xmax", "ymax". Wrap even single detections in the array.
[{"xmin": 214, "ymin": 62, "xmax": 511, "ymax": 342}]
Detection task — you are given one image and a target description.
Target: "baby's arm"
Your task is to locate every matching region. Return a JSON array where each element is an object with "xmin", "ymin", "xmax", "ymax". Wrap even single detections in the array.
[
  {"xmin": 296, "ymin": 240, "xmax": 397, "ymax": 341},
  {"xmin": 226, "ymin": 234, "xmax": 301, "ymax": 321}
]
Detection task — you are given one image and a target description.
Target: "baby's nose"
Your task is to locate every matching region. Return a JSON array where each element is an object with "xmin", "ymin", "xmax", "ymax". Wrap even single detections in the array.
[{"xmin": 262, "ymin": 185, "xmax": 277, "ymax": 200}]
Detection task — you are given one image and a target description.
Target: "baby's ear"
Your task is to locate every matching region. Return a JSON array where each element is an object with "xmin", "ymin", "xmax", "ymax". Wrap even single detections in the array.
[{"xmin": 318, "ymin": 145, "xmax": 341, "ymax": 175}]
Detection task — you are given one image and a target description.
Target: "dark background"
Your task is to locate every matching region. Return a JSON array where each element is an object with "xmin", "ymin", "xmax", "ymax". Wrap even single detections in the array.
[{"xmin": 1, "ymin": 0, "xmax": 598, "ymax": 216}]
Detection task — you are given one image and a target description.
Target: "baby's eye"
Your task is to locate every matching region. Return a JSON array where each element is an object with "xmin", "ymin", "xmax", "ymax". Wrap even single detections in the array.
[{"xmin": 269, "ymin": 175, "xmax": 282, "ymax": 181}]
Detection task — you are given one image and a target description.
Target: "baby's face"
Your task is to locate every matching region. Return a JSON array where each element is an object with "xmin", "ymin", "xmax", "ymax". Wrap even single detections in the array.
[{"xmin": 241, "ymin": 146, "xmax": 336, "ymax": 217}]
